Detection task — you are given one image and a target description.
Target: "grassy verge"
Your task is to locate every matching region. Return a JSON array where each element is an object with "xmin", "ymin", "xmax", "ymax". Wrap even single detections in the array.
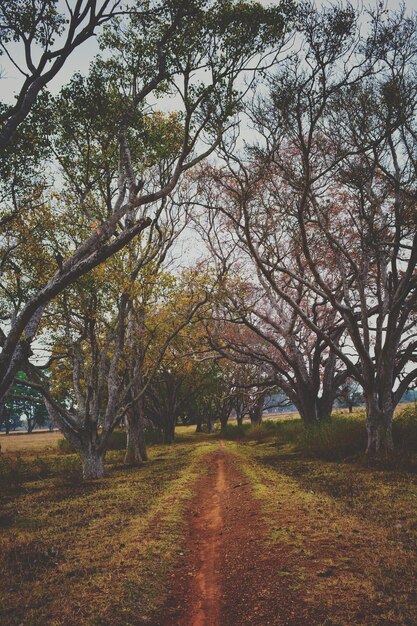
[
  {"xmin": 0, "ymin": 438, "xmax": 217, "ymax": 626},
  {"xmin": 229, "ymin": 438, "xmax": 417, "ymax": 625},
  {"xmin": 220, "ymin": 406, "xmax": 417, "ymax": 465}
]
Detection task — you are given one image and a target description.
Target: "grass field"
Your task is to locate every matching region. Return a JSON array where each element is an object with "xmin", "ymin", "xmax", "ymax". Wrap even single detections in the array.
[
  {"xmin": 0, "ymin": 430, "xmax": 62, "ymax": 454},
  {"xmin": 1, "ymin": 414, "xmax": 417, "ymax": 625}
]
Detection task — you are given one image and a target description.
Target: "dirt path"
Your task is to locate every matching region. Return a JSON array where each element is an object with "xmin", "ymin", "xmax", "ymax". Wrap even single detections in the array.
[
  {"xmin": 161, "ymin": 443, "xmax": 318, "ymax": 626},
  {"xmin": 189, "ymin": 448, "xmax": 225, "ymax": 625}
]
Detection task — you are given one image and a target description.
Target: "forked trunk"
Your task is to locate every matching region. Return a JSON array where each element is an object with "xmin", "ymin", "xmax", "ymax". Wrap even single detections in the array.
[
  {"xmin": 365, "ymin": 399, "xmax": 394, "ymax": 455},
  {"xmin": 295, "ymin": 388, "xmax": 332, "ymax": 425}
]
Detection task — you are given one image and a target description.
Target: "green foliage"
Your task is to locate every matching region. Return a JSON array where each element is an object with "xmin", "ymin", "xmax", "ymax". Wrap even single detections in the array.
[
  {"xmin": 219, "ymin": 420, "xmax": 299, "ymax": 442},
  {"xmin": 219, "ymin": 422, "xmax": 250, "ymax": 439},
  {"xmin": 57, "ymin": 427, "xmax": 166, "ymax": 454},
  {"xmin": 4, "ymin": 371, "xmax": 50, "ymax": 432},
  {"xmin": 57, "ymin": 431, "xmax": 128, "ymax": 453},
  {"xmin": 221, "ymin": 408, "xmax": 417, "ymax": 463},
  {"xmin": 239, "ymin": 415, "xmax": 366, "ymax": 460},
  {"xmin": 53, "ymin": 456, "xmax": 83, "ymax": 485}
]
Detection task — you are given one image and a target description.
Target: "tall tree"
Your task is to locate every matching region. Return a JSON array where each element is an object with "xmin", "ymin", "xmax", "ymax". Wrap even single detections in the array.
[
  {"xmin": 212, "ymin": 3, "xmax": 417, "ymax": 451},
  {"xmin": 0, "ymin": 0, "xmax": 294, "ymax": 403}
]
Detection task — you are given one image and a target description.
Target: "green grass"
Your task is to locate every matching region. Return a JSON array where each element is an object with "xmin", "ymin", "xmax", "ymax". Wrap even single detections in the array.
[{"xmin": 221, "ymin": 407, "xmax": 417, "ymax": 465}]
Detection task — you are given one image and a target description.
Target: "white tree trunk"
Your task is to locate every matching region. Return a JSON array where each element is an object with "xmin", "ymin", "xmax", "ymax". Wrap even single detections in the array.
[{"xmin": 80, "ymin": 449, "xmax": 105, "ymax": 479}]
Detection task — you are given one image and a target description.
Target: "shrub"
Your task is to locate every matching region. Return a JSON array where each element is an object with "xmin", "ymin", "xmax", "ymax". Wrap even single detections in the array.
[
  {"xmin": 296, "ymin": 415, "xmax": 366, "ymax": 461},
  {"xmin": 218, "ymin": 419, "xmax": 302, "ymax": 443},
  {"xmin": 58, "ymin": 430, "xmax": 128, "ymax": 453},
  {"xmin": 54, "ymin": 455, "xmax": 83, "ymax": 485},
  {"xmin": 394, "ymin": 406, "xmax": 417, "ymax": 452},
  {"xmin": 144, "ymin": 425, "xmax": 165, "ymax": 445},
  {"xmin": 57, "ymin": 426, "xmax": 166, "ymax": 454},
  {"xmin": 219, "ymin": 423, "xmax": 251, "ymax": 440},
  {"xmin": 57, "ymin": 437, "xmax": 73, "ymax": 453}
]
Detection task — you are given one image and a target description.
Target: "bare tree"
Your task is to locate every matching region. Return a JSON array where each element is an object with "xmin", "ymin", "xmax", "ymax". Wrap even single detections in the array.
[
  {"xmin": 194, "ymin": 171, "xmax": 347, "ymax": 425},
  {"xmin": 214, "ymin": 3, "xmax": 417, "ymax": 452}
]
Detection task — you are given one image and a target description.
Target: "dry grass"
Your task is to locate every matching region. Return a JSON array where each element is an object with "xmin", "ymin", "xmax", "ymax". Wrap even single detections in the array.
[
  {"xmin": 0, "ymin": 438, "xmax": 217, "ymax": 626},
  {"xmin": 2, "ymin": 419, "xmax": 417, "ymax": 625},
  {"xmin": 0, "ymin": 430, "xmax": 62, "ymax": 454},
  {"xmin": 233, "ymin": 439, "xmax": 417, "ymax": 625}
]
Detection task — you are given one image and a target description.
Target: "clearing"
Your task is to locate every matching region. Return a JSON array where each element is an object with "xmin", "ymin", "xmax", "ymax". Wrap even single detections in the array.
[{"xmin": 1, "ymin": 430, "xmax": 417, "ymax": 625}]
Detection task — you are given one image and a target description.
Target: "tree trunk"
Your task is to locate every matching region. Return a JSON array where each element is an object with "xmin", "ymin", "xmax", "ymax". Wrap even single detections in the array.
[
  {"xmin": 365, "ymin": 397, "xmax": 394, "ymax": 455},
  {"xmin": 124, "ymin": 403, "xmax": 148, "ymax": 465},
  {"xmin": 195, "ymin": 417, "xmax": 203, "ymax": 433},
  {"xmin": 220, "ymin": 414, "xmax": 229, "ymax": 430},
  {"xmin": 237, "ymin": 413, "xmax": 244, "ymax": 427},
  {"xmin": 249, "ymin": 395, "xmax": 264, "ymax": 424},
  {"xmin": 294, "ymin": 387, "xmax": 327, "ymax": 425},
  {"xmin": 163, "ymin": 419, "xmax": 175, "ymax": 444},
  {"xmin": 316, "ymin": 392, "xmax": 333, "ymax": 422},
  {"xmin": 80, "ymin": 448, "xmax": 105, "ymax": 480}
]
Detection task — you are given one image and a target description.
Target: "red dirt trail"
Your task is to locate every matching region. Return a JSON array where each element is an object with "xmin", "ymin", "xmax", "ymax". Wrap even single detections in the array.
[{"xmin": 161, "ymin": 443, "xmax": 321, "ymax": 626}]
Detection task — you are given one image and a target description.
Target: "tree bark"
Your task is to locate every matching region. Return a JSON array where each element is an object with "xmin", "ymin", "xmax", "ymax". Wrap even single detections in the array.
[
  {"xmin": 80, "ymin": 448, "xmax": 105, "ymax": 480},
  {"xmin": 163, "ymin": 419, "xmax": 175, "ymax": 444},
  {"xmin": 365, "ymin": 396, "xmax": 394, "ymax": 455},
  {"xmin": 124, "ymin": 402, "xmax": 148, "ymax": 465},
  {"xmin": 220, "ymin": 414, "xmax": 229, "ymax": 430},
  {"xmin": 249, "ymin": 393, "xmax": 265, "ymax": 424}
]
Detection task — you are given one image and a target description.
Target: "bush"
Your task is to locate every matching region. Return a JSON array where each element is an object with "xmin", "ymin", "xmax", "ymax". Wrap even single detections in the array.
[
  {"xmin": 296, "ymin": 415, "xmax": 366, "ymax": 461},
  {"xmin": 144, "ymin": 424, "xmax": 165, "ymax": 445},
  {"xmin": 219, "ymin": 423, "xmax": 251, "ymax": 440},
  {"xmin": 57, "ymin": 426, "xmax": 167, "ymax": 454},
  {"xmin": 58, "ymin": 430, "xmax": 128, "ymax": 453},
  {"xmin": 54, "ymin": 455, "xmax": 83, "ymax": 485},
  {"xmin": 57, "ymin": 437, "xmax": 73, "ymax": 453},
  {"xmin": 219, "ymin": 419, "xmax": 302, "ymax": 443},
  {"xmin": 394, "ymin": 406, "xmax": 417, "ymax": 452}
]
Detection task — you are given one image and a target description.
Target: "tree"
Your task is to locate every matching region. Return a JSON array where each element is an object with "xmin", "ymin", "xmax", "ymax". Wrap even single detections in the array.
[
  {"xmin": 123, "ymin": 262, "xmax": 212, "ymax": 460},
  {"xmin": 246, "ymin": 3, "xmax": 417, "ymax": 452},
  {"xmin": 194, "ymin": 179, "xmax": 347, "ymax": 425},
  {"xmin": 0, "ymin": 0, "xmax": 294, "ymax": 404},
  {"xmin": 200, "ymin": 3, "xmax": 417, "ymax": 452},
  {"xmin": 0, "ymin": 0, "xmax": 124, "ymax": 151},
  {"xmin": 2, "ymin": 372, "xmax": 50, "ymax": 432}
]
